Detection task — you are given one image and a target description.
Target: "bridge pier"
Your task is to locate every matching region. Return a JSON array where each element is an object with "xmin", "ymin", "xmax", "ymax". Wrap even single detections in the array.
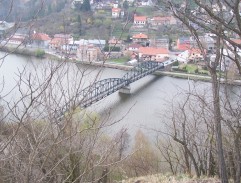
[{"xmin": 119, "ymin": 85, "xmax": 131, "ymax": 94}]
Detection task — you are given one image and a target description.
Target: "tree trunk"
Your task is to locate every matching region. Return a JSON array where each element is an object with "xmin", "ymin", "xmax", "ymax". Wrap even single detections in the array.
[
  {"xmin": 234, "ymin": 133, "xmax": 241, "ymax": 183},
  {"xmin": 210, "ymin": 70, "xmax": 228, "ymax": 183}
]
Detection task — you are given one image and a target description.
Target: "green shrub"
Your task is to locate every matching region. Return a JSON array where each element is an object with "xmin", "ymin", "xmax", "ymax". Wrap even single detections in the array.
[
  {"xmin": 172, "ymin": 61, "xmax": 179, "ymax": 66},
  {"xmin": 202, "ymin": 65, "xmax": 208, "ymax": 70},
  {"xmin": 35, "ymin": 49, "xmax": 45, "ymax": 58}
]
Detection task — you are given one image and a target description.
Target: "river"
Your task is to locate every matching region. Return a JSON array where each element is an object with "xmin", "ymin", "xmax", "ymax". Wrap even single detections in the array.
[{"xmin": 0, "ymin": 52, "xmax": 214, "ymax": 138}]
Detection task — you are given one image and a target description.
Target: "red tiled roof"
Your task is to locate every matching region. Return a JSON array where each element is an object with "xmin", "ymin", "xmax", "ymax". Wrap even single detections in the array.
[
  {"xmin": 188, "ymin": 48, "xmax": 206, "ymax": 55},
  {"xmin": 32, "ymin": 33, "xmax": 51, "ymax": 41},
  {"xmin": 132, "ymin": 33, "xmax": 148, "ymax": 39},
  {"xmin": 139, "ymin": 47, "xmax": 169, "ymax": 55},
  {"xmin": 134, "ymin": 15, "xmax": 147, "ymax": 22},
  {"xmin": 232, "ymin": 39, "xmax": 241, "ymax": 44},
  {"xmin": 112, "ymin": 8, "xmax": 121, "ymax": 12},
  {"xmin": 49, "ymin": 37, "xmax": 67, "ymax": 45}
]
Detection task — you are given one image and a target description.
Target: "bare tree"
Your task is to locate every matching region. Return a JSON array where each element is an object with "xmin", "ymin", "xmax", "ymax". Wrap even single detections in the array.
[{"xmin": 158, "ymin": 1, "xmax": 241, "ymax": 182}]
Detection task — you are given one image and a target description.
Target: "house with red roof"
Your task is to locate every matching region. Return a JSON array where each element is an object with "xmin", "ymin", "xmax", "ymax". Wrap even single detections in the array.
[
  {"xmin": 134, "ymin": 15, "xmax": 147, "ymax": 26},
  {"xmin": 188, "ymin": 48, "xmax": 205, "ymax": 61},
  {"xmin": 138, "ymin": 47, "xmax": 169, "ymax": 61},
  {"xmin": 31, "ymin": 33, "xmax": 51, "ymax": 48},
  {"xmin": 8, "ymin": 33, "xmax": 28, "ymax": 45},
  {"xmin": 108, "ymin": 37, "xmax": 123, "ymax": 48},
  {"xmin": 112, "ymin": 8, "xmax": 121, "ymax": 18},
  {"xmin": 177, "ymin": 48, "xmax": 206, "ymax": 63},
  {"xmin": 49, "ymin": 37, "xmax": 69, "ymax": 51},
  {"xmin": 132, "ymin": 33, "xmax": 149, "ymax": 45},
  {"xmin": 176, "ymin": 37, "xmax": 191, "ymax": 51}
]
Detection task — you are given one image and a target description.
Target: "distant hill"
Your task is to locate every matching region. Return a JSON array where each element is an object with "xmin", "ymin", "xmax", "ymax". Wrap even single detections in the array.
[{"xmin": 0, "ymin": 0, "xmax": 72, "ymax": 22}]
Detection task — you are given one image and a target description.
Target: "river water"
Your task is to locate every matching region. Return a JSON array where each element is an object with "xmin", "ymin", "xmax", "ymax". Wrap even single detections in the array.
[{"xmin": 0, "ymin": 52, "xmax": 213, "ymax": 138}]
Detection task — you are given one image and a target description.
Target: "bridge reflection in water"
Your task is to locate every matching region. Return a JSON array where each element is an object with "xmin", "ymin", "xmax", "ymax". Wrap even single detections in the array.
[{"xmin": 56, "ymin": 61, "xmax": 164, "ymax": 118}]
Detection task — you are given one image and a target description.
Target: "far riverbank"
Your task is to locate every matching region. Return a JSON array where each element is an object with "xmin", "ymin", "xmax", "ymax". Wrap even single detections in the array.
[{"xmin": 1, "ymin": 46, "xmax": 241, "ymax": 86}]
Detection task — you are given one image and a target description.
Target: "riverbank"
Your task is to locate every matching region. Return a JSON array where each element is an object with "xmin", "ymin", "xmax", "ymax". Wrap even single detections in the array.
[
  {"xmin": 0, "ymin": 44, "xmax": 59, "ymax": 60},
  {"xmin": 1, "ymin": 45, "xmax": 241, "ymax": 86},
  {"xmin": 75, "ymin": 60, "xmax": 133, "ymax": 71},
  {"xmin": 76, "ymin": 61, "xmax": 241, "ymax": 86},
  {"xmin": 155, "ymin": 70, "xmax": 241, "ymax": 86}
]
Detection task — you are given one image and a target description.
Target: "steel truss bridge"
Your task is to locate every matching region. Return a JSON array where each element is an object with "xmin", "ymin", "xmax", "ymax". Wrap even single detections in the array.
[{"xmin": 56, "ymin": 61, "xmax": 164, "ymax": 118}]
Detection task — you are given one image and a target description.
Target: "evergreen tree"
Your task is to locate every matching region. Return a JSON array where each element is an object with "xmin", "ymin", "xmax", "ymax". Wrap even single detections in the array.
[
  {"xmin": 123, "ymin": 0, "xmax": 129, "ymax": 10},
  {"xmin": 77, "ymin": 14, "xmax": 82, "ymax": 35},
  {"xmin": 48, "ymin": 4, "xmax": 52, "ymax": 14},
  {"xmin": 81, "ymin": 0, "xmax": 91, "ymax": 11}
]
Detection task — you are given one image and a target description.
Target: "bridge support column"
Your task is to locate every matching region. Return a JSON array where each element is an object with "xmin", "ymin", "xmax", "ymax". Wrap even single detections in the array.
[{"xmin": 119, "ymin": 85, "xmax": 131, "ymax": 94}]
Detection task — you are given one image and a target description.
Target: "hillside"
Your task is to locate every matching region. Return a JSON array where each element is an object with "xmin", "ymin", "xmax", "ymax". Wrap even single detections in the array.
[{"xmin": 0, "ymin": 0, "xmax": 72, "ymax": 21}]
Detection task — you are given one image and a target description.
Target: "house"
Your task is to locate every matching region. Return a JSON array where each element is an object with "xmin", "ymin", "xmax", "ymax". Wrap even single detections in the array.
[
  {"xmin": 62, "ymin": 39, "xmax": 106, "ymax": 54},
  {"xmin": 150, "ymin": 37, "xmax": 169, "ymax": 49},
  {"xmin": 0, "ymin": 21, "xmax": 15, "ymax": 39},
  {"xmin": 54, "ymin": 34, "xmax": 73, "ymax": 40},
  {"xmin": 128, "ymin": 43, "xmax": 142, "ymax": 52},
  {"xmin": 132, "ymin": 33, "xmax": 149, "ymax": 45},
  {"xmin": 210, "ymin": 49, "xmax": 241, "ymax": 72},
  {"xmin": 188, "ymin": 48, "xmax": 205, "ymax": 61},
  {"xmin": 112, "ymin": 8, "xmax": 121, "ymax": 18},
  {"xmin": 149, "ymin": 16, "xmax": 177, "ymax": 27},
  {"xmin": 138, "ymin": 47, "xmax": 169, "ymax": 61},
  {"xmin": 176, "ymin": 37, "xmax": 191, "ymax": 51},
  {"xmin": 137, "ymin": 0, "xmax": 153, "ymax": 6},
  {"xmin": 49, "ymin": 37, "xmax": 68, "ymax": 51},
  {"xmin": 108, "ymin": 38, "xmax": 123, "ymax": 48},
  {"xmin": 113, "ymin": 3, "xmax": 118, "ymax": 8},
  {"xmin": 176, "ymin": 48, "xmax": 205, "ymax": 63},
  {"xmin": 190, "ymin": 35, "xmax": 216, "ymax": 51},
  {"xmin": 31, "ymin": 32, "xmax": 51, "ymax": 48},
  {"xmin": 76, "ymin": 44, "xmax": 101, "ymax": 62},
  {"xmin": 230, "ymin": 38, "xmax": 241, "ymax": 52},
  {"xmin": 133, "ymin": 15, "xmax": 147, "ymax": 26},
  {"xmin": 176, "ymin": 50, "xmax": 189, "ymax": 63},
  {"xmin": 125, "ymin": 0, "xmax": 135, "ymax": 4},
  {"xmin": 71, "ymin": 0, "xmax": 83, "ymax": 9},
  {"xmin": 7, "ymin": 33, "xmax": 28, "ymax": 45}
]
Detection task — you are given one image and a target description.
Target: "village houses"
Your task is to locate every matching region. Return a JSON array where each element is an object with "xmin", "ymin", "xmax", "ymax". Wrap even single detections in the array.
[
  {"xmin": 150, "ymin": 37, "xmax": 169, "ymax": 49},
  {"xmin": 112, "ymin": 8, "xmax": 122, "ymax": 18},
  {"xmin": 149, "ymin": 16, "xmax": 177, "ymax": 27},
  {"xmin": 128, "ymin": 43, "xmax": 142, "ymax": 52},
  {"xmin": 133, "ymin": 15, "xmax": 147, "ymax": 26},
  {"xmin": 76, "ymin": 44, "xmax": 101, "ymax": 62},
  {"xmin": 138, "ymin": 47, "xmax": 169, "ymax": 61},
  {"xmin": 132, "ymin": 33, "xmax": 149, "ymax": 45},
  {"xmin": 7, "ymin": 33, "xmax": 28, "ymax": 45},
  {"xmin": 31, "ymin": 32, "xmax": 51, "ymax": 48}
]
